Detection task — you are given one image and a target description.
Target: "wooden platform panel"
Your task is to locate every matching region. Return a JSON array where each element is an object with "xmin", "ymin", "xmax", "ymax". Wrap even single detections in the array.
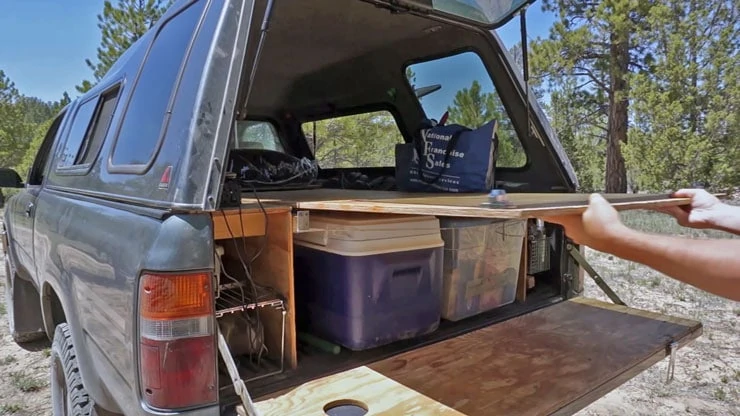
[
  {"xmin": 243, "ymin": 190, "xmax": 693, "ymax": 219},
  {"xmin": 252, "ymin": 366, "xmax": 464, "ymax": 415},
  {"xmin": 368, "ymin": 297, "xmax": 701, "ymax": 416}
]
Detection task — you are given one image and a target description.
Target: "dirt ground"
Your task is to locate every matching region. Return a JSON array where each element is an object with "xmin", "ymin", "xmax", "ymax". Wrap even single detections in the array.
[{"xmin": 0, "ymin": 210, "xmax": 738, "ymax": 415}]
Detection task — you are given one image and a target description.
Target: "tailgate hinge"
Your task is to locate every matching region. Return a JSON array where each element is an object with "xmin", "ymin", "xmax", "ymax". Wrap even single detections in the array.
[
  {"xmin": 666, "ymin": 341, "xmax": 678, "ymax": 384},
  {"xmin": 566, "ymin": 243, "xmax": 626, "ymax": 306}
]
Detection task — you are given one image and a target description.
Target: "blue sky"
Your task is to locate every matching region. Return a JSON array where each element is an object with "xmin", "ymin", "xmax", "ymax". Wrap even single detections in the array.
[
  {"xmin": 413, "ymin": 4, "xmax": 556, "ymax": 119},
  {"xmin": 0, "ymin": 1, "xmax": 555, "ymax": 107},
  {"xmin": 0, "ymin": 1, "xmax": 101, "ymax": 102}
]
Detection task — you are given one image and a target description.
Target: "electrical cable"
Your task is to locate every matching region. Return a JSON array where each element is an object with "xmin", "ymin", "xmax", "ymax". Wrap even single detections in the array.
[{"xmin": 219, "ymin": 210, "xmax": 267, "ymax": 365}]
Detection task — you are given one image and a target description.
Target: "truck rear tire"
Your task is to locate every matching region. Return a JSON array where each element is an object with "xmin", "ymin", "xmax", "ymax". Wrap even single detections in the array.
[{"xmin": 51, "ymin": 323, "xmax": 94, "ymax": 416}]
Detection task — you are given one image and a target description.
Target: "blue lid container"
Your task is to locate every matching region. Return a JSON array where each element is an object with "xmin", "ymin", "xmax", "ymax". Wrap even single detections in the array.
[{"xmin": 294, "ymin": 213, "xmax": 444, "ymax": 351}]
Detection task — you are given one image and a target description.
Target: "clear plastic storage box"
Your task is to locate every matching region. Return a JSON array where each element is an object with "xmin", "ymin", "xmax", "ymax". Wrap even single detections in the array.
[{"xmin": 438, "ymin": 217, "xmax": 526, "ymax": 321}]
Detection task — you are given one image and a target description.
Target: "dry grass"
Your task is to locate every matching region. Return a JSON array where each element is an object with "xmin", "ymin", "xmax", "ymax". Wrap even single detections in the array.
[
  {"xmin": 0, "ymin": 403, "xmax": 24, "ymax": 415},
  {"xmin": 9, "ymin": 371, "xmax": 47, "ymax": 393}
]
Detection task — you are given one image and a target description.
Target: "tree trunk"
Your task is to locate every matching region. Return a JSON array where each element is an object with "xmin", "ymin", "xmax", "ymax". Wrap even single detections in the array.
[{"xmin": 605, "ymin": 33, "xmax": 629, "ymax": 193}]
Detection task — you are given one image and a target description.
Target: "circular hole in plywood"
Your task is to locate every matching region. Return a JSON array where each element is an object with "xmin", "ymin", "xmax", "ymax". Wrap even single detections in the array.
[{"xmin": 323, "ymin": 399, "xmax": 369, "ymax": 416}]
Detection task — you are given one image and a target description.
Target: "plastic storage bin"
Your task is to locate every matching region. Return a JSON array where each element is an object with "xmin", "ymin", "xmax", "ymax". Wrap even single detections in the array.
[
  {"xmin": 438, "ymin": 217, "xmax": 526, "ymax": 321},
  {"xmin": 293, "ymin": 212, "xmax": 444, "ymax": 351}
]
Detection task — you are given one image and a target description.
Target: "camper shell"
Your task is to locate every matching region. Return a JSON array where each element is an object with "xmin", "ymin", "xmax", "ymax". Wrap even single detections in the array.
[{"xmin": 0, "ymin": 1, "xmax": 701, "ymax": 415}]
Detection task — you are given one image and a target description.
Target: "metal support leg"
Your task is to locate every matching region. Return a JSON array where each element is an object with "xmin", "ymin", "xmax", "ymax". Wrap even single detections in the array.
[
  {"xmin": 217, "ymin": 328, "xmax": 261, "ymax": 416},
  {"xmin": 566, "ymin": 243, "xmax": 626, "ymax": 306}
]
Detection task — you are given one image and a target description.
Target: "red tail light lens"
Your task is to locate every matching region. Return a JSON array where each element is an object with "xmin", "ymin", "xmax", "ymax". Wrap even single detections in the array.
[{"xmin": 139, "ymin": 272, "xmax": 217, "ymax": 409}]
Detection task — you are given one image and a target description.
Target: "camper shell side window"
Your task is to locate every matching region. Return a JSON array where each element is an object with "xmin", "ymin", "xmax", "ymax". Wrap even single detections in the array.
[
  {"xmin": 55, "ymin": 84, "xmax": 122, "ymax": 175},
  {"xmin": 107, "ymin": 0, "xmax": 206, "ymax": 174}
]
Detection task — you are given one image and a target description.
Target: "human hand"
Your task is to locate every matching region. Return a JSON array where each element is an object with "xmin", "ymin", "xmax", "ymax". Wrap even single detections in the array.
[
  {"xmin": 542, "ymin": 194, "xmax": 628, "ymax": 252},
  {"xmin": 655, "ymin": 188, "xmax": 725, "ymax": 229}
]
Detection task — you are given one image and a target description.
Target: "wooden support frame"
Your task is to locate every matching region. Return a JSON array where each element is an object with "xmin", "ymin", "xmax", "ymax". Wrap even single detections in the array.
[{"xmin": 212, "ymin": 206, "xmax": 298, "ymax": 370}]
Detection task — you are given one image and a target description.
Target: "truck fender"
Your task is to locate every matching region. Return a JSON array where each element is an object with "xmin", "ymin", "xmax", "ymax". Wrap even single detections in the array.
[
  {"xmin": 40, "ymin": 278, "xmax": 122, "ymax": 415},
  {"xmin": 4, "ymin": 259, "xmax": 48, "ymax": 348}
]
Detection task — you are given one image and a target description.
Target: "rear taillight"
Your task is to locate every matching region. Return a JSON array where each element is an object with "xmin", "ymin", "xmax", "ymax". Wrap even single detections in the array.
[{"xmin": 138, "ymin": 272, "xmax": 217, "ymax": 409}]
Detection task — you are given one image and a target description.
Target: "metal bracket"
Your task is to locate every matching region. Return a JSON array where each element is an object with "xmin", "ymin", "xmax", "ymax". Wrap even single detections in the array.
[
  {"xmin": 566, "ymin": 243, "xmax": 626, "ymax": 306},
  {"xmin": 666, "ymin": 341, "xmax": 678, "ymax": 384},
  {"xmin": 293, "ymin": 210, "xmax": 310, "ymax": 233}
]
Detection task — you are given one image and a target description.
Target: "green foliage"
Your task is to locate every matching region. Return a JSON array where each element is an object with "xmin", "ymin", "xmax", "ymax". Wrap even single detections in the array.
[
  {"xmin": 445, "ymin": 80, "xmax": 526, "ymax": 168},
  {"xmin": 304, "ymin": 111, "xmax": 403, "ymax": 169},
  {"xmin": 18, "ymin": 96, "xmax": 58, "ymax": 125},
  {"xmin": 623, "ymin": 0, "xmax": 740, "ymax": 191},
  {"xmin": 532, "ymin": 0, "xmax": 653, "ymax": 192},
  {"xmin": 0, "ymin": 70, "xmax": 35, "ymax": 169},
  {"xmin": 16, "ymin": 118, "xmax": 54, "ymax": 181},
  {"xmin": 78, "ymin": 0, "xmax": 173, "ymax": 92},
  {"xmin": 544, "ymin": 79, "xmax": 606, "ymax": 192},
  {"xmin": 0, "ymin": 70, "xmax": 67, "ymax": 181}
]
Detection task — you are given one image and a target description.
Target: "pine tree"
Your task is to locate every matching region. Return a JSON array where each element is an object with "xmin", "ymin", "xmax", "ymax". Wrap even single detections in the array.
[
  {"xmin": 531, "ymin": 0, "xmax": 652, "ymax": 192},
  {"xmin": 445, "ymin": 80, "xmax": 526, "ymax": 167},
  {"xmin": 624, "ymin": 0, "xmax": 739, "ymax": 191},
  {"xmin": 544, "ymin": 78, "xmax": 607, "ymax": 192},
  {"xmin": 0, "ymin": 71, "xmax": 35, "ymax": 168},
  {"xmin": 78, "ymin": 0, "xmax": 172, "ymax": 93}
]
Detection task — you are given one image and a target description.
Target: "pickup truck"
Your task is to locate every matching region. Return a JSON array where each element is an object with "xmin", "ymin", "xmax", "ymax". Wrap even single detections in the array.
[{"xmin": 1, "ymin": 0, "xmax": 702, "ymax": 415}]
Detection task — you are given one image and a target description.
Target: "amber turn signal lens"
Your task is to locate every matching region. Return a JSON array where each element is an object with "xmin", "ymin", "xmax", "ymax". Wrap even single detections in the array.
[{"xmin": 139, "ymin": 272, "xmax": 213, "ymax": 320}]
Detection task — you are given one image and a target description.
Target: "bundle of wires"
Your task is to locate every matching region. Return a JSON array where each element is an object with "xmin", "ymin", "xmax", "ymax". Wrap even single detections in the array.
[{"xmin": 219, "ymin": 185, "xmax": 272, "ymax": 366}]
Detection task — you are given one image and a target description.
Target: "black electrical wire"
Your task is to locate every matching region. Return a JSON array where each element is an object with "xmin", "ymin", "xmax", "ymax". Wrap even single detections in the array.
[{"xmin": 219, "ymin": 210, "xmax": 267, "ymax": 365}]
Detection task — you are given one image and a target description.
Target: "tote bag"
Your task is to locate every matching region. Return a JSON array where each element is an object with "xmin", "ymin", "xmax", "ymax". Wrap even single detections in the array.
[{"xmin": 395, "ymin": 119, "xmax": 499, "ymax": 193}]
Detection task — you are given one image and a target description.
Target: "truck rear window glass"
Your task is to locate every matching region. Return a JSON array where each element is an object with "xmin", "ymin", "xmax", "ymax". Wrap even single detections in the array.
[
  {"xmin": 109, "ymin": 0, "xmax": 205, "ymax": 168},
  {"xmin": 301, "ymin": 110, "xmax": 404, "ymax": 169},
  {"xmin": 78, "ymin": 86, "xmax": 120, "ymax": 165},
  {"xmin": 58, "ymin": 99, "xmax": 97, "ymax": 168},
  {"xmin": 235, "ymin": 121, "xmax": 284, "ymax": 152},
  {"xmin": 404, "ymin": 51, "xmax": 526, "ymax": 168}
]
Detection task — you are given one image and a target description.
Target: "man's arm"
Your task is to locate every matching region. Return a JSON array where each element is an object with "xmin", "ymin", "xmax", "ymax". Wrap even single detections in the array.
[
  {"xmin": 608, "ymin": 228, "xmax": 740, "ymax": 301},
  {"xmin": 543, "ymin": 193, "xmax": 740, "ymax": 302}
]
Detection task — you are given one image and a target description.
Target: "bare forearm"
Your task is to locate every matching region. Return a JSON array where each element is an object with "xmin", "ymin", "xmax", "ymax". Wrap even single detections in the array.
[
  {"xmin": 608, "ymin": 229, "xmax": 740, "ymax": 301},
  {"xmin": 712, "ymin": 204, "xmax": 740, "ymax": 235}
]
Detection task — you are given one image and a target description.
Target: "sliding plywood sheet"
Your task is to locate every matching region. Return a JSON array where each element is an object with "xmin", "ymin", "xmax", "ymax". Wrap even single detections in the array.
[{"xmin": 243, "ymin": 189, "xmax": 694, "ymax": 219}]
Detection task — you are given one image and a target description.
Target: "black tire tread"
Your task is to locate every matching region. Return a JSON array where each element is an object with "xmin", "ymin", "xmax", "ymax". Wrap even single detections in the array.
[{"xmin": 52, "ymin": 323, "xmax": 94, "ymax": 416}]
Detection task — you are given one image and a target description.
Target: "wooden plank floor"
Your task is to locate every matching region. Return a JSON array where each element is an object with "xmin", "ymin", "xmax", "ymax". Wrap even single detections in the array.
[
  {"xmin": 253, "ymin": 366, "xmax": 465, "ymax": 416},
  {"xmin": 368, "ymin": 297, "xmax": 702, "ymax": 416},
  {"xmin": 243, "ymin": 189, "xmax": 694, "ymax": 219}
]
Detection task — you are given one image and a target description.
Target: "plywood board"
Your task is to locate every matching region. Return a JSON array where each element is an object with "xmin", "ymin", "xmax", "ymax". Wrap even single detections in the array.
[
  {"xmin": 251, "ymin": 366, "xmax": 464, "ymax": 416},
  {"xmin": 212, "ymin": 206, "xmax": 291, "ymax": 240},
  {"xmin": 368, "ymin": 297, "xmax": 701, "ymax": 416},
  {"xmin": 243, "ymin": 189, "xmax": 694, "ymax": 219}
]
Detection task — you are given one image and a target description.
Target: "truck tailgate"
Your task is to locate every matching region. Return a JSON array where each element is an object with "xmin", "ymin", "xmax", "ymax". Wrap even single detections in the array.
[{"xmin": 252, "ymin": 297, "xmax": 701, "ymax": 416}]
